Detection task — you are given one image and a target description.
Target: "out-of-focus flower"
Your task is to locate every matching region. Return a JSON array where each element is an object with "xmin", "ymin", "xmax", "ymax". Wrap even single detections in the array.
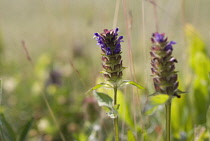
[{"xmin": 150, "ymin": 32, "xmax": 181, "ymax": 98}]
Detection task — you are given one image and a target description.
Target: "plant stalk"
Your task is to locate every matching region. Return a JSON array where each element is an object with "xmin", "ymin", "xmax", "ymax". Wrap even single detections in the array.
[
  {"xmin": 165, "ymin": 101, "xmax": 171, "ymax": 141},
  {"xmin": 113, "ymin": 85, "xmax": 119, "ymax": 141}
]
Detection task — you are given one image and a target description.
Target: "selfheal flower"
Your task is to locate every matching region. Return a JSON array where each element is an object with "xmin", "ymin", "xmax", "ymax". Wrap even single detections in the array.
[
  {"xmin": 94, "ymin": 28, "xmax": 125, "ymax": 83},
  {"xmin": 94, "ymin": 28, "xmax": 124, "ymax": 55},
  {"xmin": 150, "ymin": 32, "xmax": 181, "ymax": 98}
]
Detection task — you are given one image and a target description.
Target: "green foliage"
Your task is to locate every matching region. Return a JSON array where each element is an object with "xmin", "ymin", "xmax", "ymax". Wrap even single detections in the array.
[
  {"xmin": 149, "ymin": 94, "xmax": 169, "ymax": 106},
  {"xmin": 73, "ymin": 132, "xmax": 88, "ymax": 141},
  {"xmin": 90, "ymin": 78, "xmax": 144, "ymax": 127},
  {"xmin": 0, "ymin": 114, "xmax": 16, "ymax": 141},
  {"xmin": 87, "ymin": 80, "xmax": 144, "ymax": 95},
  {"xmin": 0, "ymin": 113, "xmax": 33, "ymax": 141},
  {"xmin": 207, "ymin": 106, "xmax": 210, "ymax": 129},
  {"xmin": 119, "ymin": 80, "xmax": 145, "ymax": 89},
  {"xmin": 127, "ymin": 130, "xmax": 136, "ymax": 141},
  {"xmin": 93, "ymin": 91, "xmax": 113, "ymax": 109},
  {"xmin": 117, "ymin": 90, "xmax": 134, "ymax": 128},
  {"xmin": 91, "ymin": 82, "xmax": 135, "ymax": 128},
  {"xmin": 86, "ymin": 82, "xmax": 112, "ymax": 94},
  {"xmin": 145, "ymin": 94, "xmax": 169, "ymax": 115},
  {"xmin": 93, "ymin": 91, "xmax": 119, "ymax": 119},
  {"xmin": 185, "ymin": 24, "xmax": 210, "ymax": 124},
  {"xmin": 18, "ymin": 118, "xmax": 34, "ymax": 141}
]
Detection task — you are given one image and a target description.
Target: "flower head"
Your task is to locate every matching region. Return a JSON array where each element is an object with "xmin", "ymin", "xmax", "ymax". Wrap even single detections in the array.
[
  {"xmin": 94, "ymin": 28, "xmax": 125, "ymax": 83},
  {"xmin": 150, "ymin": 32, "xmax": 181, "ymax": 98},
  {"xmin": 94, "ymin": 28, "xmax": 124, "ymax": 55}
]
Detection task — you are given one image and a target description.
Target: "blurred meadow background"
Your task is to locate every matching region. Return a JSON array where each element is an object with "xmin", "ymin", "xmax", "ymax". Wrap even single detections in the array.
[{"xmin": 0, "ymin": 0, "xmax": 210, "ymax": 141}]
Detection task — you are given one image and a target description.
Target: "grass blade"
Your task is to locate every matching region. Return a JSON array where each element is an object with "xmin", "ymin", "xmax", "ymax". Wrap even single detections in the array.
[
  {"xmin": 18, "ymin": 118, "xmax": 34, "ymax": 141},
  {"xmin": 0, "ymin": 113, "xmax": 16, "ymax": 141}
]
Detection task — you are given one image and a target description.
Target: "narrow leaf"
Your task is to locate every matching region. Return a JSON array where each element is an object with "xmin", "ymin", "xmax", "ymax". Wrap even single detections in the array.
[
  {"xmin": 144, "ymin": 95, "xmax": 169, "ymax": 115},
  {"xmin": 0, "ymin": 113, "xmax": 16, "ymax": 141},
  {"xmin": 85, "ymin": 83, "xmax": 112, "ymax": 94},
  {"xmin": 119, "ymin": 80, "xmax": 145, "ymax": 89},
  {"xmin": 127, "ymin": 130, "xmax": 136, "ymax": 141},
  {"xmin": 175, "ymin": 89, "xmax": 187, "ymax": 95},
  {"xmin": 149, "ymin": 94, "xmax": 169, "ymax": 106},
  {"xmin": 93, "ymin": 91, "xmax": 113, "ymax": 108},
  {"xmin": 18, "ymin": 118, "xmax": 34, "ymax": 141}
]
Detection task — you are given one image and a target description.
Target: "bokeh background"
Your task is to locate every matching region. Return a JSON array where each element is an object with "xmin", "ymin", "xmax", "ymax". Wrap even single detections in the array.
[{"xmin": 0, "ymin": 0, "xmax": 209, "ymax": 141}]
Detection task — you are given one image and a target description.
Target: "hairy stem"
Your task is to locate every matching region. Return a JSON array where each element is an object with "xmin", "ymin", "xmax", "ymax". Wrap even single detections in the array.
[
  {"xmin": 113, "ymin": 85, "xmax": 119, "ymax": 141},
  {"xmin": 166, "ymin": 101, "xmax": 171, "ymax": 141}
]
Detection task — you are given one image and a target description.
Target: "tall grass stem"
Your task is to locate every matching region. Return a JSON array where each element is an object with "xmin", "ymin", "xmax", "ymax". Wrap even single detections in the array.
[
  {"xmin": 166, "ymin": 102, "xmax": 171, "ymax": 141},
  {"xmin": 112, "ymin": 0, "xmax": 120, "ymax": 29},
  {"xmin": 42, "ymin": 92, "xmax": 66, "ymax": 141}
]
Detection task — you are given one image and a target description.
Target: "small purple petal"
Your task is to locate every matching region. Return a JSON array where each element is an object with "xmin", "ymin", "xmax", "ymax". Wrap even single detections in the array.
[
  {"xmin": 115, "ymin": 28, "xmax": 119, "ymax": 33},
  {"xmin": 114, "ymin": 28, "xmax": 119, "ymax": 36},
  {"xmin": 106, "ymin": 47, "xmax": 112, "ymax": 55},
  {"xmin": 116, "ymin": 36, "xmax": 124, "ymax": 45},
  {"xmin": 164, "ymin": 41, "xmax": 176, "ymax": 51},
  {"xmin": 118, "ymin": 36, "xmax": 123, "ymax": 40},
  {"xmin": 164, "ymin": 45, "xmax": 173, "ymax": 51},
  {"xmin": 94, "ymin": 33, "xmax": 99, "ymax": 37},
  {"xmin": 170, "ymin": 41, "xmax": 176, "ymax": 45},
  {"xmin": 114, "ymin": 44, "xmax": 121, "ymax": 54}
]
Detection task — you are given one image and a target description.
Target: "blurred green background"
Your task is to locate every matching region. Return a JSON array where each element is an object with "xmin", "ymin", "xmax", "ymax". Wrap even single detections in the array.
[{"xmin": 0, "ymin": 0, "xmax": 209, "ymax": 141}]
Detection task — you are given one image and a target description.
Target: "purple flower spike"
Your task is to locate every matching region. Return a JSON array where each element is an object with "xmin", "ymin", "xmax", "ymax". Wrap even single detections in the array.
[
  {"xmin": 94, "ymin": 28, "xmax": 123, "ymax": 55},
  {"xmin": 150, "ymin": 32, "xmax": 181, "ymax": 98},
  {"xmin": 93, "ymin": 28, "xmax": 124, "ymax": 83}
]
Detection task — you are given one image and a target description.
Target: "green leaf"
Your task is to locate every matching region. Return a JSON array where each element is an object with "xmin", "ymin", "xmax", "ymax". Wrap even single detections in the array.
[
  {"xmin": 119, "ymin": 80, "xmax": 145, "ymax": 89},
  {"xmin": 86, "ymin": 83, "xmax": 112, "ymax": 94},
  {"xmin": 175, "ymin": 89, "xmax": 187, "ymax": 95},
  {"xmin": 144, "ymin": 94, "xmax": 169, "ymax": 115},
  {"xmin": 93, "ymin": 91, "xmax": 113, "ymax": 108},
  {"xmin": 18, "ymin": 118, "xmax": 34, "ymax": 141},
  {"xmin": 0, "ymin": 113, "xmax": 16, "ymax": 141},
  {"xmin": 127, "ymin": 130, "xmax": 136, "ymax": 141},
  {"xmin": 149, "ymin": 94, "xmax": 169, "ymax": 106}
]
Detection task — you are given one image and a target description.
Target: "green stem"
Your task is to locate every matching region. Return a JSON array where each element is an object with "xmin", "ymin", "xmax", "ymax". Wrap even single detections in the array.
[
  {"xmin": 166, "ymin": 101, "xmax": 171, "ymax": 141},
  {"xmin": 113, "ymin": 85, "xmax": 119, "ymax": 141}
]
